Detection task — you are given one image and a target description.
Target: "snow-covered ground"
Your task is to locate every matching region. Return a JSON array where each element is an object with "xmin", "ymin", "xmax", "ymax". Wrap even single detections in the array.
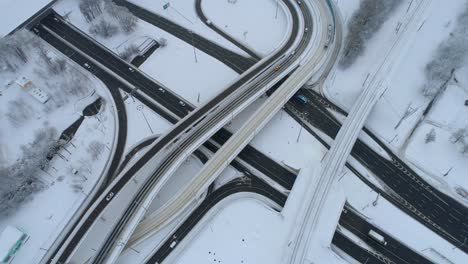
[
  {"xmin": 0, "ymin": 0, "xmax": 51, "ymax": 36},
  {"xmin": 121, "ymin": 91, "xmax": 172, "ymax": 152},
  {"xmin": 201, "ymin": 0, "xmax": 288, "ymax": 56},
  {"xmin": 174, "ymin": 198, "xmax": 290, "ymax": 264},
  {"xmin": 0, "ymin": 35, "xmax": 115, "ymax": 263},
  {"xmin": 54, "ymin": 0, "xmax": 239, "ymax": 107}
]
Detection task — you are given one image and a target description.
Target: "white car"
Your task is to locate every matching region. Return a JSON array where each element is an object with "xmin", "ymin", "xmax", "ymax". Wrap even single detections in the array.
[
  {"xmin": 84, "ymin": 63, "xmax": 91, "ymax": 69},
  {"xmin": 105, "ymin": 192, "xmax": 114, "ymax": 201},
  {"xmin": 158, "ymin": 87, "xmax": 165, "ymax": 93},
  {"xmin": 128, "ymin": 67, "xmax": 135, "ymax": 72},
  {"xmin": 179, "ymin": 101, "xmax": 186, "ymax": 106}
]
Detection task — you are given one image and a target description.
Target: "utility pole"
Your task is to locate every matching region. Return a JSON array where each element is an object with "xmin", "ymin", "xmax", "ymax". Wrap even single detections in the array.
[
  {"xmin": 296, "ymin": 122, "xmax": 303, "ymax": 143},
  {"xmin": 189, "ymin": 30, "xmax": 198, "ymax": 63},
  {"xmin": 197, "ymin": 92, "xmax": 200, "ymax": 103},
  {"xmin": 137, "ymin": 105, "xmax": 154, "ymax": 134}
]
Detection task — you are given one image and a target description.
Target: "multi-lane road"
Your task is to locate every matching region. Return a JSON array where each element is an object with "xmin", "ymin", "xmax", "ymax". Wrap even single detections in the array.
[
  {"xmin": 337, "ymin": 205, "xmax": 432, "ymax": 264},
  {"xmin": 287, "ymin": 89, "xmax": 468, "ymax": 253}
]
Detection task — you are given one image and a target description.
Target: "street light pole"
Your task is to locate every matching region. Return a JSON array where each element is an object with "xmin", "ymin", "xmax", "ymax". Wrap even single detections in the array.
[{"xmin": 275, "ymin": 0, "xmax": 279, "ymax": 19}]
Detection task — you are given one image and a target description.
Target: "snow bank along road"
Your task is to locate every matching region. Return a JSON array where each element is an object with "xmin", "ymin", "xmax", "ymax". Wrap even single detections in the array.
[
  {"xmin": 31, "ymin": 12, "xmax": 297, "ymax": 264},
  {"xmin": 33, "ymin": 0, "xmax": 312, "ymax": 263},
  {"xmin": 335, "ymin": 205, "xmax": 432, "ymax": 264}
]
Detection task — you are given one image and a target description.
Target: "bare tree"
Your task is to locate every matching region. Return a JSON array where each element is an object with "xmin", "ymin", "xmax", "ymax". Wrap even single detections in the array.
[
  {"xmin": 104, "ymin": 0, "xmax": 138, "ymax": 33},
  {"xmin": 450, "ymin": 128, "xmax": 466, "ymax": 143},
  {"xmin": 425, "ymin": 128, "xmax": 436, "ymax": 144},
  {"xmin": 159, "ymin": 37, "xmax": 167, "ymax": 48},
  {"xmin": 119, "ymin": 44, "xmax": 140, "ymax": 61},
  {"xmin": 79, "ymin": 0, "xmax": 103, "ymax": 23}
]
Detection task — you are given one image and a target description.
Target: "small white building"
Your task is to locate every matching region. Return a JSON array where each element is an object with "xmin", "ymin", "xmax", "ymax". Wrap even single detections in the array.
[
  {"xmin": 0, "ymin": 226, "xmax": 29, "ymax": 263},
  {"xmin": 15, "ymin": 77, "xmax": 50, "ymax": 104}
]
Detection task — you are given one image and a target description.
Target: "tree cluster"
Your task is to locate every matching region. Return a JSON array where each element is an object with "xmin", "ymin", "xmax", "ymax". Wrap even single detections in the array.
[
  {"xmin": 79, "ymin": 0, "xmax": 138, "ymax": 38},
  {"xmin": 0, "ymin": 127, "xmax": 58, "ymax": 217},
  {"xmin": 339, "ymin": 0, "xmax": 403, "ymax": 68},
  {"xmin": 0, "ymin": 30, "xmax": 41, "ymax": 73}
]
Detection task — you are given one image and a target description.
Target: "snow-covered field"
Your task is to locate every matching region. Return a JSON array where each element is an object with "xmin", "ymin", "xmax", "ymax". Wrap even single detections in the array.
[
  {"xmin": 0, "ymin": 34, "xmax": 115, "ymax": 263},
  {"xmin": 0, "ymin": 0, "xmax": 51, "ymax": 36},
  {"xmin": 201, "ymin": 0, "xmax": 289, "ymax": 56}
]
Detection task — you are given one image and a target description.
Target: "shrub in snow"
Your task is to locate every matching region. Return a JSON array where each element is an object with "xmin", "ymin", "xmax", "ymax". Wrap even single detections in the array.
[
  {"xmin": 6, "ymin": 98, "xmax": 35, "ymax": 127},
  {"xmin": 424, "ymin": 128, "xmax": 436, "ymax": 144},
  {"xmin": 339, "ymin": 0, "xmax": 403, "ymax": 68},
  {"xmin": 422, "ymin": 6, "xmax": 468, "ymax": 97},
  {"xmin": 87, "ymin": 140, "xmax": 105, "ymax": 160},
  {"xmin": 0, "ymin": 127, "xmax": 58, "ymax": 217},
  {"xmin": 159, "ymin": 37, "xmax": 167, "ymax": 48},
  {"xmin": 89, "ymin": 19, "xmax": 119, "ymax": 38}
]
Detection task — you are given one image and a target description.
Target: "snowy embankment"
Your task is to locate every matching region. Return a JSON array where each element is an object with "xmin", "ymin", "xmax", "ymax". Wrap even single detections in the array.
[
  {"xmin": 0, "ymin": 32, "xmax": 115, "ymax": 263},
  {"xmin": 0, "ymin": 0, "xmax": 52, "ymax": 36},
  {"xmin": 201, "ymin": 0, "xmax": 288, "ymax": 56}
]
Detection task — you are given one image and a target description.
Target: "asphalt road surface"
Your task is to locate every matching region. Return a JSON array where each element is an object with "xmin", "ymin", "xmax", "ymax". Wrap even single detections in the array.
[{"xmin": 332, "ymin": 231, "xmax": 387, "ymax": 264}]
